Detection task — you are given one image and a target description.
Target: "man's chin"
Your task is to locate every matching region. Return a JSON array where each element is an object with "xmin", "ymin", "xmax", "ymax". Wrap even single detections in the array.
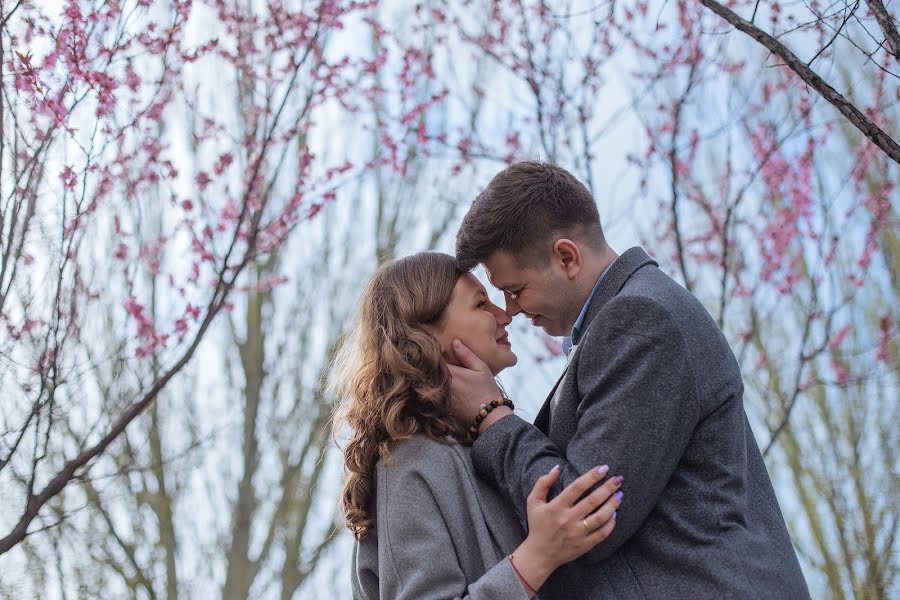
[{"xmin": 532, "ymin": 317, "xmax": 565, "ymax": 337}]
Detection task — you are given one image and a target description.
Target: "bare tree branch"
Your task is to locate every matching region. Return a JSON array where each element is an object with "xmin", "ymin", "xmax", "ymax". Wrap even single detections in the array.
[
  {"xmin": 868, "ymin": 0, "xmax": 900, "ymax": 63},
  {"xmin": 698, "ymin": 0, "xmax": 900, "ymax": 164}
]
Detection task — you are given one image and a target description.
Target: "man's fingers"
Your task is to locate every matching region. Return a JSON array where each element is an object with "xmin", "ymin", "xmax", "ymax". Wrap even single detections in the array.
[
  {"xmin": 446, "ymin": 364, "xmax": 465, "ymax": 380},
  {"xmin": 451, "ymin": 339, "xmax": 490, "ymax": 372},
  {"xmin": 554, "ymin": 465, "xmax": 611, "ymax": 507},
  {"xmin": 574, "ymin": 476, "xmax": 623, "ymax": 519},
  {"xmin": 527, "ymin": 465, "xmax": 561, "ymax": 506}
]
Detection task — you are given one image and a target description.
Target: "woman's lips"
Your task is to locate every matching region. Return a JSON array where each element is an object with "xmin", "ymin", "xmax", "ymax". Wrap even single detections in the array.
[{"xmin": 496, "ymin": 333, "xmax": 511, "ymax": 346}]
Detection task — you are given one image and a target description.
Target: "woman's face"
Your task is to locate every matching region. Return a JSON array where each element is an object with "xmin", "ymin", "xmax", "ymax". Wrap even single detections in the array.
[{"xmin": 430, "ymin": 273, "xmax": 517, "ymax": 375}]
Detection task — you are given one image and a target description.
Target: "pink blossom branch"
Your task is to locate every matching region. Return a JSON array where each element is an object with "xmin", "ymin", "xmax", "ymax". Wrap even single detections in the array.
[
  {"xmin": 0, "ymin": 251, "xmax": 246, "ymax": 555},
  {"xmin": 698, "ymin": 0, "xmax": 900, "ymax": 165}
]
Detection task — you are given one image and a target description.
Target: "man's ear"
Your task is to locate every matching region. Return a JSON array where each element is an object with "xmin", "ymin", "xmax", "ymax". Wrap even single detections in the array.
[{"xmin": 553, "ymin": 238, "xmax": 583, "ymax": 280}]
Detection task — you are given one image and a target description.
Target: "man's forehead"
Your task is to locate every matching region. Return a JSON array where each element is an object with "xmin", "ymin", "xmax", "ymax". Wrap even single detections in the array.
[{"xmin": 483, "ymin": 251, "xmax": 524, "ymax": 288}]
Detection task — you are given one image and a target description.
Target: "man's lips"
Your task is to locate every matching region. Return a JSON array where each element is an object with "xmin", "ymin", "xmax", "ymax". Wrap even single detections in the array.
[{"xmin": 496, "ymin": 333, "xmax": 511, "ymax": 346}]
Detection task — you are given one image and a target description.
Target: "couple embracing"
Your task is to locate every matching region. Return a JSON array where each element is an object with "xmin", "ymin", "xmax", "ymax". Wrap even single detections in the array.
[{"xmin": 333, "ymin": 162, "xmax": 810, "ymax": 599}]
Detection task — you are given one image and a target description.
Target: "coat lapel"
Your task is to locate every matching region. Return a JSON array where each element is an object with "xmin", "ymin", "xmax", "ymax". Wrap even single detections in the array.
[
  {"xmin": 533, "ymin": 364, "xmax": 569, "ymax": 433},
  {"xmin": 474, "ymin": 474, "xmax": 529, "ymax": 554}
]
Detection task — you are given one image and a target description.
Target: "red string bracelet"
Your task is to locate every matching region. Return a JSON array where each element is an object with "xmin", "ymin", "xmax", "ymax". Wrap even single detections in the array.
[{"xmin": 508, "ymin": 553, "xmax": 538, "ymax": 596}]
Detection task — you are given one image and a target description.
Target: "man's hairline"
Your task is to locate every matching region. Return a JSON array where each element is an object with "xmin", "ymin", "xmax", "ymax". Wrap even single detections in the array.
[{"xmin": 462, "ymin": 231, "xmax": 604, "ymax": 274}]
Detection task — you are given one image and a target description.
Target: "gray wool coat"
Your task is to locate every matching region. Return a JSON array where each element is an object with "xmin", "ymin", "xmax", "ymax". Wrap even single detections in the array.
[
  {"xmin": 471, "ymin": 247, "xmax": 810, "ymax": 599},
  {"xmin": 352, "ymin": 436, "xmax": 535, "ymax": 600}
]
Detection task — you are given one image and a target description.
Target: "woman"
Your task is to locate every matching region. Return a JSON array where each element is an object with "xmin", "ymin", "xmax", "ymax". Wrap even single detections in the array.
[{"xmin": 333, "ymin": 252, "xmax": 623, "ymax": 599}]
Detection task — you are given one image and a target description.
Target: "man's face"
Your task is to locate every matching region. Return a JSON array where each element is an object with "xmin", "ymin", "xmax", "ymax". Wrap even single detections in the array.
[{"xmin": 483, "ymin": 250, "xmax": 582, "ymax": 337}]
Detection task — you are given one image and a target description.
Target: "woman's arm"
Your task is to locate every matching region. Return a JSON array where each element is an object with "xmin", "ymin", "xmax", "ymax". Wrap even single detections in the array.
[
  {"xmin": 379, "ymin": 463, "xmax": 530, "ymax": 600},
  {"xmin": 506, "ymin": 464, "xmax": 622, "ymax": 595},
  {"xmin": 376, "ymin": 445, "xmax": 622, "ymax": 599}
]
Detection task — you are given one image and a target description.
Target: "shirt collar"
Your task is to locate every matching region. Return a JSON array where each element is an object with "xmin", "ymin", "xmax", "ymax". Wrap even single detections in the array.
[{"xmin": 562, "ymin": 262, "xmax": 613, "ymax": 356}]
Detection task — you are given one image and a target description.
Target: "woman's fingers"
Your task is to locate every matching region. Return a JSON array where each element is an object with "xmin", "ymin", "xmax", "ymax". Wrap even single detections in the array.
[
  {"xmin": 553, "ymin": 464, "xmax": 610, "ymax": 507},
  {"xmin": 582, "ymin": 488, "xmax": 623, "ymax": 532},
  {"xmin": 574, "ymin": 475, "xmax": 624, "ymax": 519},
  {"xmin": 585, "ymin": 511, "xmax": 617, "ymax": 546},
  {"xmin": 527, "ymin": 464, "xmax": 561, "ymax": 507}
]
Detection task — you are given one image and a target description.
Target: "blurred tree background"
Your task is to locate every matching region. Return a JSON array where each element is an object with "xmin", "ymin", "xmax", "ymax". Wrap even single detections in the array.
[{"xmin": 1, "ymin": 0, "xmax": 897, "ymax": 598}]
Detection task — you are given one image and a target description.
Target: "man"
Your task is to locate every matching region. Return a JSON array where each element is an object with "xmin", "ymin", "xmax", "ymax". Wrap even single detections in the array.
[{"xmin": 449, "ymin": 161, "xmax": 809, "ymax": 599}]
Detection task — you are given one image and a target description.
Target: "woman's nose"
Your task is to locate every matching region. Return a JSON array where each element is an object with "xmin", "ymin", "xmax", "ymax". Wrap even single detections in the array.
[{"xmin": 490, "ymin": 301, "xmax": 512, "ymax": 325}]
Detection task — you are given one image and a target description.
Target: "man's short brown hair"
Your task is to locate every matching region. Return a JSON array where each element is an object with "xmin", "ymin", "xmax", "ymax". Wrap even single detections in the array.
[{"xmin": 455, "ymin": 161, "xmax": 605, "ymax": 271}]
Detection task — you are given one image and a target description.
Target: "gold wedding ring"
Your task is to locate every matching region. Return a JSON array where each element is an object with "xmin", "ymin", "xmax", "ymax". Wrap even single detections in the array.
[{"xmin": 582, "ymin": 518, "xmax": 589, "ymax": 533}]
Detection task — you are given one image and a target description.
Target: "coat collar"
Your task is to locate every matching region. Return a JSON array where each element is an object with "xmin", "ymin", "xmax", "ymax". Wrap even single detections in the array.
[{"xmin": 579, "ymin": 247, "xmax": 657, "ymax": 337}]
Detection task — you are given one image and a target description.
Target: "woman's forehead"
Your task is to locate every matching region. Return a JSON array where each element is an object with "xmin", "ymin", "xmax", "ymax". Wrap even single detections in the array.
[{"xmin": 455, "ymin": 272, "xmax": 486, "ymax": 297}]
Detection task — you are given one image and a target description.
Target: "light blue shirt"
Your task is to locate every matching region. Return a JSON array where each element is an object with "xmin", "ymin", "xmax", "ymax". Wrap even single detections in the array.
[{"xmin": 562, "ymin": 263, "xmax": 613, "ymax": 356}]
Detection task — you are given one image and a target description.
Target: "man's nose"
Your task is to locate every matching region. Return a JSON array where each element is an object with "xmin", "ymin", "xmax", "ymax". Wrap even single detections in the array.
[{"xmin": 504, "ymin": 293, "xmax": 522, "ymax": 318}]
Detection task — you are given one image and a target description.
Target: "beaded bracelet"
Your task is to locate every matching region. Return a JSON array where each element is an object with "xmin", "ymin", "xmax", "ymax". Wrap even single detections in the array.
[{"xmin": 468, "ymin": 396, "xmax": 515, "ymax": 437}]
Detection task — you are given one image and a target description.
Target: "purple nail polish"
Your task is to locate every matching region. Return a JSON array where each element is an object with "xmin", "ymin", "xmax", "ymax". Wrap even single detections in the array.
[
  {"xmin": 550, "ymin": 464, "xmax": 560, "ymax": 473},
  {"xmin": 614, "ymin": 491, "xmax": 623, "ymax": 502},
  {"xmin": 597, "ymin": 465, "xmax": 609, "ymax": 477},
  {"xmin": 612, "ymin": 511, "xmax": 617, "ymax": 520},
  {"xmin": 612, "ymin": 475, "xmax": 624, "ymax": 486}
]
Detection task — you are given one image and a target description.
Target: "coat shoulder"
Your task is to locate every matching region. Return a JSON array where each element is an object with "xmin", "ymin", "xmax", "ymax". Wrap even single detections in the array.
[{"xmin": 377, "ymin": 435, "xmax": 468, "ymax": 481}]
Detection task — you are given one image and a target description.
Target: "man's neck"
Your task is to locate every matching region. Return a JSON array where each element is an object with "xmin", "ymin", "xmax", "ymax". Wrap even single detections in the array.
[
  {"xmin": 578, "ymin": 246, "xmax": 618, "ymax": 300},
  {"xmin": 564, "ymin": 246, "xmax": 618, "ymax": 333}
]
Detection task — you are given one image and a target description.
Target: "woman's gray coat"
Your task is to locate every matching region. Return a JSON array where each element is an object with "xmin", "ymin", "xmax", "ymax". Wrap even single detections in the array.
[{"xmin": 351, "ymin": 435, "xmax": 534, "ymax": 600}]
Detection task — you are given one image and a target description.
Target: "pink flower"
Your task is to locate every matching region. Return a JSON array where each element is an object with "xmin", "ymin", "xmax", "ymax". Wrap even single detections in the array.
[
  {"xmin": 124, "ymin": 298, "xmax": 155, "ymax": 339},
  {"xmin": 213, "ymin": 153, "xmax": 234, "ymax": 176},
  {"xmin": 125, "ymin": 62, "xmax": 141, "ymax": 91},
  {"xmin": 876, "ymin": 316, "xmax": 893, "ymax": 363},
  {"xmin": 61, "ymin": 166, "xmax": 77, "ymax": 189},
  {"xmin": 124, "ymin": 298, "xmax": 144, "ymax": 319},
  {"xmin": 196, "ymin": 172, "xmax": 211, "ymax": 190},
  {"xmin": 220, "ymin": 200, "xmax": 240, "ymax": 221},
  {"xmin": 830, "ymin": 356, "xmax": 850, "ymax": 386},
  {"xmin": 828, "ymin": 324, "xmax": 851, "ymax": 350},
  {"xmin": 136, "ymin": 341, "xmax": 157, "ymax": 358},
  {"xmin": 174, "ymin": 317, "xmax": 189, "ymax": 335},
  {"xmin": 185, "ymin": 303, "xmax": 201, "ymax": 320},
  {"xmin": 184, "ymin": 304, "xmax": 200, "ymax": 321}
]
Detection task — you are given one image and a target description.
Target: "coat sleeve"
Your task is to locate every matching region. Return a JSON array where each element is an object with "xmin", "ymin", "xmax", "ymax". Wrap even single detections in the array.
[
  {"xmin": 471, "ymin": 295, "xmax": 699, "ymax": 563},
  {"xmin": 378, "ymin": 449, "xmax": 530, "ymax": 600}
]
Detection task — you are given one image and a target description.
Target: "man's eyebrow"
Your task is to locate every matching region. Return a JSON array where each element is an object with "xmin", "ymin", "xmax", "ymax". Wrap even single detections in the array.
[{"xmin": 486, "ymin": 277, "xmax": 509, "ymax": 291}]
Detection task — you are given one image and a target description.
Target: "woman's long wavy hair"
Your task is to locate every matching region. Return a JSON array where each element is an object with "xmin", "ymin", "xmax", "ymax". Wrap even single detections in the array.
[{"xmin": 331, "ymin": 252, "xmax": 470, "ymax": 539}]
